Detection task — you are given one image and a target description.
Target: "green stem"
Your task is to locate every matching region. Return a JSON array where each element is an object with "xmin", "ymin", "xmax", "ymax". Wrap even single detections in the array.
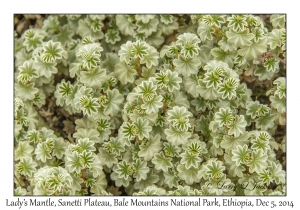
[
  {"xmin": 135, "ymin": 135, "xmax": 141, "ymax": 144},
  {"xmin": 136, "ymin": 57, "xmax": 141, "ymax": 77},
  {"xmin": 14, "ymin": 175, "xmax": 24, "ymax": 187},
  {"xmin": 14, "ymin": 45, "xmax": 24, "ymax": 52},
  {"xmin": 163, "ymin": 102, "xmax": 168, "ymax": 116},
  {"xmin": 213, "ymin": 25, "xmax": 222, "ymax": 40},
  {"xmin": 80, "ymin": 168, "xmax": 89, "ymax": 195}
]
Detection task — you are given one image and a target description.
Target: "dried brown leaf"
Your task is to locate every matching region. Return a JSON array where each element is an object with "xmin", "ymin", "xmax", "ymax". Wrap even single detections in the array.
[
  {"xmin": 107, "ymin": 185, "xmax": 122, "ymax": 196},
  {"xmin": 63, "ymin": 120, "xmax": 75, "ymax": 134},
  {"xmin": 39, "ymin": 108, "xmax": 53, "ymax": 118}
]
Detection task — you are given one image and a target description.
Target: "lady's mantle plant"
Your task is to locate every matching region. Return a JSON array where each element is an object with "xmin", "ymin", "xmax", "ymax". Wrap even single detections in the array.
[{"xmin": 14, "ymin": 14, "xmax": 286, "ymax": 196}]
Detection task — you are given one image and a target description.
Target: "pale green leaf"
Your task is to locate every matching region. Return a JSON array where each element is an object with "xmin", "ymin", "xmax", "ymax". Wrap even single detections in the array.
[
  {"xmin": 255, "ymin": 113, "xmax": 276, "ymax": 130},
  {"xmin": 90, "ymin": 171, "xmax": 107, "ymax": 195},
  {"xmin": 270, "ymin": 95, "xmax": 286, "ymax": 114},
  {"xmin": 137, "ymin": 18, "xmax": 159, "ymax": 37},
  {"xmin": 183, "ymin": 74, "xmax": 199, "ymax": 97},
  {"xmin": 140, "ymin": 46, "xmax": 159, "ymax": 68},
  {"xmin": 173, "ymin": 55, "xmax": 201, "ymax": 77},
  {"xmin": 268, "ymin": 29, "xmax": 284, "ymax": 50},
  {"xmin": 151, "ymin": 151, "xmax": 172, "ymax": 172},
  {"xmin": 226, "ymin": 29, "xmax": 254, "ymax": 48},
  {"xmin": 15, "ymin": 82, "xmax": 39, "ymax": 101},
  {"xmin": 238, "ymin": 37, "xmax": 267, "ymax": 60},
  {"xmin": 73, "ymin": 128, "xmax": 100, "ymax": 143},
  {"xmin": 270, "ymin": 15, "xmax": 286, "ymax": 28},
  {"xmin": 104, "ymin": 89, "xmax": 124, "ymax": 116},
  {"xmin": 114, "ymin": 62, "xmax": 137, "ymax": 84},
  {"xmin": 116, "ymin": 15, "xmax": 137, "ymax": 36},
  {"xmin": 177, "ymin": 165, "xmax": 199, "ymax": 185},
  {"xmin": 197, "ymin": 22, "xmax": 215, "ymax": 41},
  {"xmin": 224, "ymin": 154, "xmax": 245, "ymax": 177},
  {"xmin": 163, "ymin": 169, "xmax": 179, "ymax": 188},
  {"xmin": 133, "ymin": 158, "xmax": 150, "ymax": 181},
  {"xmin": 248, "ymin": 149, "xmax": 268, "ymax": 173},
  {"xmin": 133, "ymin": 170, "xmax": 159, "ymax": 191},
  {"xmin": 269, "ymin": 162, "xmax": 285, "ymax": 184},
  {"xmin": 220, "ymin": 132, "xmax": 250, "ymax": 150},
  {"xmin": 98, "ymin": 148, "xmax": 118, "ymax": 168},
  {"xmin": 227, "ymin": 115, "xmax": 247, "ymax": 137},
  {"xmin": 211, "ymin": 47, "xmax": 236, "ymax": 68},
  {"xmin": 138, "ymin": 134, "xmax": 162, "ymax": 161},
  {"xmin": 79, "ymin": 67, "xmax": 107, "ymax": 87},
  {"xmin": 15, "ymin": 141, "xmax": 34, "ymax": 161},
  {"xmin": 180, "ymin": 151, "xmax": 202, "ymax": 169},
  {"xmin": 134, "ymin": 117, "xmax": 152, "ymax": 139}
]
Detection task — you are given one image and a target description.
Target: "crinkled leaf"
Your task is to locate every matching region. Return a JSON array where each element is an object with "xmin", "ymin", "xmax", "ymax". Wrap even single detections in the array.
[
  {"xmin": 183, "ymin": 74, "xmax": 199, "ymax": 97},
  {"xmin": 145, "ymin": 29, "xmax": 165, "ymax": 48},
  {"xmin": 98, "ymin": 148, "xmax": 118, "ymax": 168},
  {"xmin": 110, "ymin": 171, "xmax": 132, "ymax": 187},
  {"xmin": 79, "ymin": 67, "xmax": 107, "ymax": 87},
  {"xmin": 137, "ymin": 18, "xmax": 159, "ymax": 37},
  {"xmin": 65, "ymin": 151, "xmax": 83, "ymax": 174},
  {"xmin": 141, "ymin": 95, "xmax": 163, "ymax": 114},
  {"xmin": 114, "ymin": 62, "xmax": 137, "ymax": 84},
  {"xmin": 197, "ymin": 80, "xmax": 220, "ymax": 100},
  {"xmin": 232, "ymin": 144, "xmax": 250, "ymax": 166},
  {"xmin": 255, "ymin": 113, "xmax": 276, "ymax": 130},
  {"xmin": 77, "ymin": 19, "xmax": 104, "ymax": 40},
  {"xmin": 135, "ymin": 15, "xmax": 156, "ymax": 24},
  {"xmin": 220, "ymin": 132, "xmax": 250, "ymax": 150},
  {"xmin": 73, "ymin": 128, "xmax": 100, "ymax": 143},
  {"xmin": 269, "ymin": 162, "xmax": 285, "ymax": 184},
  {"xmin": 16, "ymin": 157, "xmax": 37, "ymax": 177},
  {"xmin": 104, "ymin": 88, "xmax": 124, "ymax": 116},
  {"xmin": 211, "ymin": 47, "xmax": 236, "ymax": 68},
  {"xmin": 134, "ymin": 117, "xmax": 152, "ymax": 139},
  {"xmin": 205, "ymin": 161, "xmax": 225, "ymax": 179},
  {"xmin": 133, "ymin": 159, "xmax": 150, "ymax": 182},
  {"xmin": 226, "ymin": 29, "xmax": 254, "ymax": 48},
  {"xmin": 170, "ymin": 90, "xmax": 191, "ymax": 109},
  {"xmin": 89, "ymin": 154, "xmax": 103, "ymax": 178},
  {"xmin": 53, "ymin": 24, "xmax": 74, "ymax": 46},
  {"xmin": 227, "ymin": 115, "xmax": 247, "ymax": 137},
  {"xmin": 197, "ymin": 22, "xmax": 215, "ymax": 41},
  {"xmin": 133, "ymin": 170, "xmax": 159, "ymax": 191},
  {"xmin": 151, "ymin": 151, "xmax": 172, "ymax": 172},
  {"xmin": 238, "ymin": 37, "xmax": 267, "ymax": 60},
  {"xmin": 163, "ymin": 170, "xmax": 179, "ymax": 188},
  {"xmin": 118, "ymin": 41, "xmax": 133, "ymax": 63},
  {"xmin": 248, "ymin": 149, "xmax": 268, "ymax": 173},
  {"xmin": 224, "ymin": 154, "xmax": 245, "ymax": 177},
  {"xmin": 116, "ymin": 15, "xmax": 136, "ymax": 36},
  {"xmin": 254, "ymin": 64, "xmax": 275, "ymax": 81},
  {"xmin": 90, "ymin": 171, "xmax": 107, "ymax": 195},
  {"xmin": 165, "ymin": 126, "xmax": 191, "ymax": 146},
  {"xmin": 15, "ymin": 141, "xmax": 34, "ymax": 161},
  {"xmin": 177, "ymin": 165, "xmax": 199, "ymax": 185},
  {"xmin": 35, "ymin": 142, "xmax": 52, "ymax": 162},
  {"xmin": 173, "ymin": 55, "xmax": 201, "ymax": 77},
  {"xmin": 52, "ymin": 138, "xmax": 67, "ymax": 159},
  {"xmin": 268, "ymin": 29, "xmax": 284, "ymax": 50},
  {"xmin": 15, "ymin": 82, "xmax": 39, "ymax": 101},
  {"xmin": 115, "ymin": 160, "xmax": 133, "ymax": 180},
  {"xmin": 218, "ymin": 36, "xmax": 238, "ymax": 52},
  {"xmin": 138, "ymin": 134, "xmax": 162, "ymax": 161},
  {"xmin": 180, "ymin": 151, "xmax": 202, "ymax": 169},
  {"xmin": 140, "ymin": 46, "xmax": 159, "ymax": 68},
  {"xmin": 270, "ymin": 95, "xmax": 286, "ymax": 114},
  {"xmin": 270, "ymin": 15, "xmax": 286, "ymax": 28}
]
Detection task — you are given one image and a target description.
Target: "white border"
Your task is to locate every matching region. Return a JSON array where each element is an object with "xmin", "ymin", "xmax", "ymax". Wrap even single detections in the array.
[{"xmin": 1, "ymin": 1, "xmax": 299, "ymax": 209}]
